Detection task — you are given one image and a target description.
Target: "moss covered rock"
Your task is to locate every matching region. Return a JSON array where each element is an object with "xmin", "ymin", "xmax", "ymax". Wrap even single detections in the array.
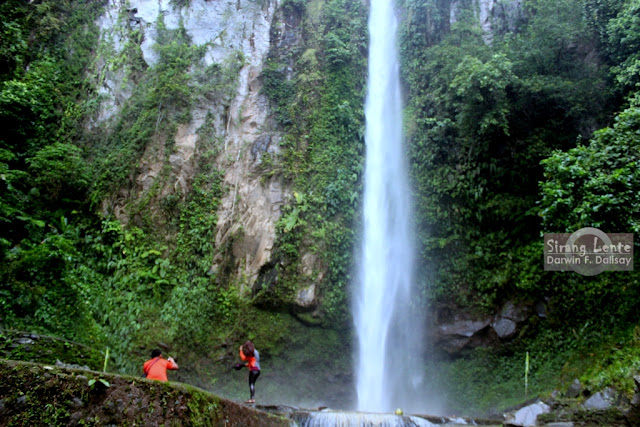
[
  {"xmin": 0, "ymin": 359, "xmax": 289, "ymax": 426},
  {"xmin": 0, "ymin": 330, "xmax": 104, "ymax": 371}
]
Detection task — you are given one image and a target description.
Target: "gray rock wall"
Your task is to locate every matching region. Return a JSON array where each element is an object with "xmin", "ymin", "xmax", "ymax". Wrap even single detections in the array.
[
  {"xmin": 92, "ymin": 0, "xmax": 291, "ymax": 291},
  {"xmin": 450, "ymin": 0, "xmax": 523, "ymax": 42}
]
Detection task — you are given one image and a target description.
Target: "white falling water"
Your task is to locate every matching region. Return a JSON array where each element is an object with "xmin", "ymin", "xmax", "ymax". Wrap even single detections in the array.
[
  {"xmin": 354, "ymin": 0, "xmax": 423, "ymax": 414},
  {"xmin": 294, "ymin": 410, "xmax": 436, "ymax": 427}
]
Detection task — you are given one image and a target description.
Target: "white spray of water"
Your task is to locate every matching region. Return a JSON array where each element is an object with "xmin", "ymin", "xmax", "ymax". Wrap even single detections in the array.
[
  {"xmin": 354, "ymin": 0, "xmax": 423, "ymax": 414},
  {"xmin": 294, "ymin": 410, "xmax": 436, "ymax": 427}
]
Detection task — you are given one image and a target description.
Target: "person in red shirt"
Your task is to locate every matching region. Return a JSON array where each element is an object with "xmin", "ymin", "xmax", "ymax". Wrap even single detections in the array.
[
  {"xmin": 143, "ymin": 349, "xmax": 179, "ymax": 381},
  {"xmin": 233, "ymin": 340, "xmax": 261, "ymax": 403}
]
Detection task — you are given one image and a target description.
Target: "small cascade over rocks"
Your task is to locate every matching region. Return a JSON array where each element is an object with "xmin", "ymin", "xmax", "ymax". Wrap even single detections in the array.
[{"xmin": 292, "ymin": 410, "xmax": 437, "ymax": 427}]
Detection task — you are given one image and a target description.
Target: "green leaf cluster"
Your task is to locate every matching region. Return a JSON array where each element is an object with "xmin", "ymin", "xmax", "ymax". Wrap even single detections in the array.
[{"xmin": 540, "ymin": 96, "xmax": 640, "ymax": 233}]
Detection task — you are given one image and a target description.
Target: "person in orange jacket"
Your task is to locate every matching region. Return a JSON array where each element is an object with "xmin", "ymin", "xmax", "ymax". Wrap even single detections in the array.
[
  {"xmin": 233, "ymin": 340, "xmax": 261, "ymax": 403},
  {"xmin": 143, "ymin": 349, "xmax": 178, "ymax": 381}
]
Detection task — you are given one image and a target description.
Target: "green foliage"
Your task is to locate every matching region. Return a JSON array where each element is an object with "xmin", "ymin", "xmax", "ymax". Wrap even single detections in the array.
[
  {"xmin": 0, "ymin": 0, "xmax": 105, "ymax": 343},
  {"xmin": 80, "ymin": 220, "xmax": 172, "ymax": 370},
  {"xmin": 449, "ymin": 53, "xmax": 515, "ymax": 136},
  {"xmin": 0, "ymin": 1, "xmax": 29, "ymax": 78},
  {"xmin": 399, "ymin": 0, "xmax": 619, "ymax": 310},
  {"xmin": 164, "ymin": 279, "xmax": 241, "ymax": 350},
  {"xmin": 0, "ymin": 1, "xmax": 100, "ymax": 79},
  {"xmin": 174, "ymin": 173, "xmax": 223, "ymax": 269},
  {"xmin": 0, "ymin": 148, "xmax": 30, "ymax": 247},
  {"xmin": 262, "ymin": 59, "xmax": 296, "ymax": 126},
  {"xmin": 601, "ymin": 0, "xmax": 640, "ymax": 91},
  {"xmin": 540, "ymin": 96, "xmax": 640, "ymax": 233},
  {"xmin": 0, "ymin": 0, "xmax": 102, "ymax": 155},
  {"xmin": 279, "ymin": 192, "xmax": 309, "ymax": 233},
  {"xmin": 0, "ymin": 330, "xmax": 104, "ymax": 370},
  {"xmin": 536, "ymin": 94, "xmax": 640, "ymax": 326},
  {"xmin": 0, "ymin": 57, "xmax": 67, "ymax": 154},
  {"xmin": 27, "ymin": 142, "xmax": 90, "ymax": 202},
  {"xmin": 87, "ymin": 378, "xmax": 110, "ymax": 389},
  {"xmin": 579, "ymin": 327, "xmax": 640, "ymax": 396},
  {"xmin": 0, "ymin": 218, "xmax": 96, "ymax": 339}
]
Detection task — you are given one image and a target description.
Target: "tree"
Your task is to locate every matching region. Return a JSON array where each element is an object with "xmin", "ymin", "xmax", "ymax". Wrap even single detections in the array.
[
  {"xmin": 540, "ymin": 94, "xmax": 640, "ymax": 234},
  {"xmin": 605, "ymin": 0, "xmax": 640, "ymax": 91},
  {"xmin": 27, "ymin": 142, "xmax": 90, "ymax": 202}
]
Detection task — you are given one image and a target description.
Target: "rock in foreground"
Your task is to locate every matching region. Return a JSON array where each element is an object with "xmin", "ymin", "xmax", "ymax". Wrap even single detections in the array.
[{"xmin": 0, "ymin": 359, "xmax": 288, "ymax": 426}]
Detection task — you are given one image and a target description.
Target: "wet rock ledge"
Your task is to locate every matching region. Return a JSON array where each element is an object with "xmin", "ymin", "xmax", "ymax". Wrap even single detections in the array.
[{"xmin": 0, "ymin": 359, "xmax": 288, "ymax": 426}]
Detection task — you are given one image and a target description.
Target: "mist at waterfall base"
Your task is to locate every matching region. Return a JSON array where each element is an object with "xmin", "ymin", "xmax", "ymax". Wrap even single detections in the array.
[
  {"xmin": 293, "ymin": 411, "xmax": 438, "ymax": 427},
  {"xmin": 352, "ymin": 0, "xmax": 442, "ymax": 416}
]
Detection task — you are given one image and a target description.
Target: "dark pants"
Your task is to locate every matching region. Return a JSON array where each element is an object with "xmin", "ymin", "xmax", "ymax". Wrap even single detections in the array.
[{"xmin": 249, "ymin": 370, "xmax": 260, "ymax": 399}]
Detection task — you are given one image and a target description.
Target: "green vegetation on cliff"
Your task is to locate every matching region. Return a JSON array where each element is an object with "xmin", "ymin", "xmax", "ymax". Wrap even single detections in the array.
[
  {"xmin": 256, "ymin": 0, "xmax": 367, "ymax": 325},
  {"xmin": 399, "ymin": 0, "xmax": 636, "ymax": 312}
]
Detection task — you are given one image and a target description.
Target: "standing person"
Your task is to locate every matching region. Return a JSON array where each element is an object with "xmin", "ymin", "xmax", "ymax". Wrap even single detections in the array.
[
  {"xmin": 234, "ymin": 340, "xmax": 261, "ymax": 403},
  {"xmin": 143, "ymin": 349, "xmax": 179, "ymax": 381}
]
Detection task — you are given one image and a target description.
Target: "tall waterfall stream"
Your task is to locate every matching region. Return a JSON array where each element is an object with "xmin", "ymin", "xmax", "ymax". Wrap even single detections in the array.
[{"xmin": 353, "ymin": 0, "xmax": 424, "ymax": 415}]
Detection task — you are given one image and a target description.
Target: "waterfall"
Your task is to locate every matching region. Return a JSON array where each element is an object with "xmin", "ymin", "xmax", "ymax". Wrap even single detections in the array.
[{"xmin": 354, "ymin": 0, "xmax": 424, "ymax": 414}]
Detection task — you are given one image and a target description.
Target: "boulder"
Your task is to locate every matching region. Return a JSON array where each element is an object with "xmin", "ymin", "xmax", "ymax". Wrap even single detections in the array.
[
  {"xmin": 486, "ymin": 300, "xmax": 533, "ymax": 341},
  {"xmin": 535, "ymin": 301, "xmax": 547, "ymax": 318},
  {"xmin": 55, "ymin": 360, "xmax": 91, "ymax": 371},
  {"xmin": 507, "ymin": 401, "xmax": 550, "ymax": 426},
  {"xmin": 251, "ymin": 134, "xmax": 272, "ymax": 163},
  {"xmin": 625, "ymin": 375, "xmax": 640, "ymax": 425},
  {"xmin": 566, "ymin": 379, "xmax": 582, "ymax": 398},
  {"xmin": 583, "ymin": 388, "xmax": 616, "ymax": 410},
  {"xmin": 492, "ymin": 317, "xmax": 517, "ymax": 339},
  {"xmin": 432, "ymin": 301, "xmax": 535, "ymax": 353},
  {"xmin": 500, "ymin": 301, "xmax": 530, "ymax": 323},
  {"xmin": 433, "ymin": 316, "xmax": 495, "ymax": 354},
  {"xmin": 295, "ymin": 284, "xmax": 316, "ymax": 308}
]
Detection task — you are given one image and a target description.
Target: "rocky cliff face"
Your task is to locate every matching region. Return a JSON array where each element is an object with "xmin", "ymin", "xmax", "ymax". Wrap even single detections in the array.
[
  {"xmin": 93, "ymin": 0, "xmax": 289, "ymax": 290},
  {"xmin": 450, "ymin": 0, "xmax": 523, "ymax": 41},
  {"xmin": 430, "ymin": 300, "xmax": 546, "ymax": 355},
  {"xmin": 89, "ymin": 0, "xmax": 525, "ymax": 322}
]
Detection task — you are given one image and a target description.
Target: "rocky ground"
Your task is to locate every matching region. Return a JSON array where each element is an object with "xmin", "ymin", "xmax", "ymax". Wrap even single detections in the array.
[
  {"xmin": 491, "ymin": 376, "xmax": 640, "ymax": 427},
  {"xmin": 0, "ymin": 359, "xmax": 288, "ymax": 426}
]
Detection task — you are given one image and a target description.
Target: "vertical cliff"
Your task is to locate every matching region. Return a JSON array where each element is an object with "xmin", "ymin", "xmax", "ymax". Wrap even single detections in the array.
[
  {"xmin": 450, "ymin": 0, "xmax": 523, "ymax": 40},
  {"xmin": 87, "ymin": 0, "xmax": 528, "ymax": 333},
  {"xmin": 92, "ymin": 0, "xmax": 289, "ymax": 293}
]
